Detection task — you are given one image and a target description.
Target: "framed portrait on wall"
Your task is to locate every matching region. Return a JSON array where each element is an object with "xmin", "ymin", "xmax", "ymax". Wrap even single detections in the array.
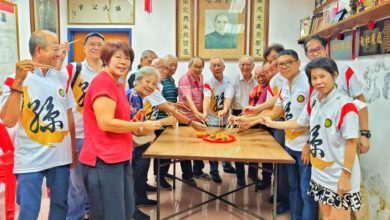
[
  {"xmin": 29, "ymin": 0, "xmax": 60, "ymax": 38},
  {"xmin": 68, "ymin": 0, "xmax": 135, "ymax": 25},
  {"xmin": 176, "ymin": 0, "xmax": 194, "ymax": 60},
  {"xmin": 249, "ymin": 0, "xmax": 269, "ymax": 61},
  {"xmin": 197, "ymin": 0, "xmax": 247, "ymax": 60},
  {"xmin": 0, "ymin": 0, "xmax": 19, "ymax": 91}
]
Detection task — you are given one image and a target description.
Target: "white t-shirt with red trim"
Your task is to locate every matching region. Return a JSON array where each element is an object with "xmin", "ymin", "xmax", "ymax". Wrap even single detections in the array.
[
  {"xmin": 143, "ymin": 83, "xmax": 167, "ymax": 120},
  {"xmin": 266, "ymin": 73, "xmax": 286, "ymax": 101},
  {"xmin": 66, "ymin": 61, "xmax": 98, "ymax": 139},
  {"xmin": 1, "ymin": 69, "xmax": 75, "ymax": 173},
  {"xmin": 297, "ymin": 89, "xmax": 360, "ymax": 193},
  {"xmin": 335, "ymin": 62, "xmax": 363, "ymax": 99},
  {"xmin": 275, "ymin": 71, "xmax": 310, "ymax": 152},
  {"xmin": 203, "ymin": 76, "xmax": 234, "ymax": 126}
]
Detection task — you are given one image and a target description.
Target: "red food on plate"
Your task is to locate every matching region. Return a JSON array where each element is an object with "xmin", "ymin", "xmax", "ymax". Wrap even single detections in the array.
[{"xmin": 202, "ymin": 133, "xmax": 236, "ymax": 143}]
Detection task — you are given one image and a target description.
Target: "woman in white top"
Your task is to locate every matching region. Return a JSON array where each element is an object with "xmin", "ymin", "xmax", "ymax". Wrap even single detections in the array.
[{"xmin": 262, "ymin": 57, "xmax": 361, "ymax": 219}]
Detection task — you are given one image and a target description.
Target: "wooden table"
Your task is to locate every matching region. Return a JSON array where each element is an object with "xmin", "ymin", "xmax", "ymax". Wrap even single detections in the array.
[{"xmin": 144, "ymin": 126, "xmax": 295, "ymax": 220}]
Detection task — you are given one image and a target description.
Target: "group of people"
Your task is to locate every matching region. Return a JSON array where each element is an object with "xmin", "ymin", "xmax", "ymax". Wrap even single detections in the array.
[{"xmin": 0, "ymin": 29, "xmax": 371, "ymax": 220}]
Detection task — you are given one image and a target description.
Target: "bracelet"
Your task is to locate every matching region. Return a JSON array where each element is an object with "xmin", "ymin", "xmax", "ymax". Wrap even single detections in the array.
[
  {"xmin": 139, "ymin": 122, "xmax": 144, "ymax": 133},
  {"xmin": 342, "ymin": 167, "xmax": 352, "ymax": 174},
  {"xmin": 187, "ymin": 119, "xmax": 192, "ymax": 126},
  {"xmin": 10, "ymin": 87, "xmax": 23, "ymax": 94}
]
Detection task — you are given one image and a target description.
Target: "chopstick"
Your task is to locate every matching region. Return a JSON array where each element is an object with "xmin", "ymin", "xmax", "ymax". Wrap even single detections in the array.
[
  {"xmin": 32, "ymin": 62, "xmax": 56, "ymax": 69},
  {"xmin": 68, "ymin": 39, "xmax": 80, "ymax": 45}
]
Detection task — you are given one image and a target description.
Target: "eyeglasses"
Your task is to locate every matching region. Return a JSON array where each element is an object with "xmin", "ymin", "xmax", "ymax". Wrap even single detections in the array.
[
  {"xmin": 277, "ymin": 60, "xmax": 296, "ymax": 68},
  {"xmin": 240, "ymin": 63, "xmax": 253, "ymax": 67},
  {"xmin": 156, "ymin": 66, "xmax": 169, "ymax": 71},
  {"xmin": 307, "ymin": 46, "xmax": 325, "ymax": 55},
  {"xmin": 192, "ymin": 65, "xmax": 203, "ymax": 70},
  {"xmin": 86, "ymin": 42, "xmax": 104, "ymax": 48}
]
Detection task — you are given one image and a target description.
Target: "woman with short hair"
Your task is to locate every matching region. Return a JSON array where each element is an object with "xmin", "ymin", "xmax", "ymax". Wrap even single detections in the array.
[{"xmin": 80, "ymin": 40, "xmax": 161, "ymax": 219}]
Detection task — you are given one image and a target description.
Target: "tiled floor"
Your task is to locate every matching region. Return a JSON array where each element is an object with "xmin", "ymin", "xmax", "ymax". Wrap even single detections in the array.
[{"xmin": 1, "ymin": 163, "xmax": 291, "ymax": 220}]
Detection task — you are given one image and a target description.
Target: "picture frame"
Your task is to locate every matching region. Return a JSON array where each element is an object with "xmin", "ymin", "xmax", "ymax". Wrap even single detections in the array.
[
  {"xmin": 249, "ymin": 0, "xmax": 269, "ymax": 61},
  {"xmin": 332, "ymin": 9, "xmax": 347, "ymax": 24},
  {"xmin": 29, "ymin": 0, "xmax": 60, "ymax": 38},
  {"xmin": 0, "ymin": 0, "xmax": 19, "ymax": 92},
  {"xmin": 310, "ymin": 12, "xmax": 324, "ymax": 34},
  {"xmin": 67, "ymin": 0, "xmax": 135, "ymax": 25},
  {"xmin": 176, "ymin": 0, "xmax": 194, "ymax": 60},
  {"xmin": 197, "ymin": 0, "xmax": 247, "ymax": 60},
  {"xmin": 300, "ymin": 16, "xmax": 311, "ymax": 37}
]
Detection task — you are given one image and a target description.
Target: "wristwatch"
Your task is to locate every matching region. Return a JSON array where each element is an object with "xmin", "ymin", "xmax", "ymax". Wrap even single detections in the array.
[{"xmin": 360, "ymin": 130, "xmax": 371, "ymax": 139}]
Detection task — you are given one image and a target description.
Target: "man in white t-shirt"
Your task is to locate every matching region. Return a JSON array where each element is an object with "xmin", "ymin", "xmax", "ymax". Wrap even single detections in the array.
[
  {"xmin": 202, "ymin": 57, "xmax": 234, "ymax": 183},
  {"xmin": 230, "ymin": 55, "xmax": 258, "ymax": 187},
  {"xmin": 0, "ymin": 30, "xmax": 76, "ymax": 219}
]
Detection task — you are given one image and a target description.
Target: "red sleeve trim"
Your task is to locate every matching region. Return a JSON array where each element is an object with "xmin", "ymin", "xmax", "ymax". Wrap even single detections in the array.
[
  {"xmin": 306, "ymin": 101, "xmax": 312, "ymax": 116},
  {"xmin": 4, "ymin": 77, "xmax": 14, "ymax": 87},
  {"xmin": 66, "ymin": 64, "xmax": 74, "ymax": 93},
  {"xmin": 337, "ymin": 103, "xmax": 358, "ymax": 130},
  {"xmin": 306, "ymin": 87, "xmax": 314, "ymax": 115},
  {"xmin": 204, "ymin": 83, "xmax": 212, "ymax": 92},
  {"xmin": 267, "ymin": 85, "xmax": 274, "ymax": 97},
  {"xmin": 345, "ymin": 67, "xmax": 354, "ymax": 94}
]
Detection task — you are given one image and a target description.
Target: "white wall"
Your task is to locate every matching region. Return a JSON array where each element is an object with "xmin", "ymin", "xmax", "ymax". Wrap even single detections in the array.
[{"xmin": 10, "ymin": 0, "xmax": 390, "ymax": 218}]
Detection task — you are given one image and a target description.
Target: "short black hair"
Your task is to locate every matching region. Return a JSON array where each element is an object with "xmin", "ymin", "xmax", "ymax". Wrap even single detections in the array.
[
  {"xmin": 305, "ymin": 57, "xmax": 338, "ymax": 86},
  {"xmin": 263, "ymin": 44, "xmax": 284, "ymax": 60},
  {"xmin": 303, "ymin": 35, "xmax": 327, "ymax": 52},
  {"xmin": 278, "ymin": 49, "xmax": 299, "ymax": 61},
  {"xmin": 84, "ymin": 32, "xmax": 105, "ymax": 45}
]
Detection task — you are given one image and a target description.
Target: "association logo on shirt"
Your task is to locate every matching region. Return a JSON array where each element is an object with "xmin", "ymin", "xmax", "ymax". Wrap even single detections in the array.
[
  {"xmin": 59, "ymin": 89, "xmax": 65, "ymax": 97},
  {"xmin": 297, "ymin": 94, "xmax": 305, "ymax": 103},
  {"xmin": 324, "ymin": 118, "xmax": 332, "ymax": 128}
]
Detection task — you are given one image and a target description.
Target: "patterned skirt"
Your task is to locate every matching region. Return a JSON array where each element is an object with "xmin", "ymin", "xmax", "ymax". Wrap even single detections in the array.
[{"xmin": 308, "ymin": 180, "xmax": 362, "ymax": 211}]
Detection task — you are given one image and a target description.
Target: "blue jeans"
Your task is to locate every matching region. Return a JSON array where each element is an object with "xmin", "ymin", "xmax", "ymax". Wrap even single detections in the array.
[
  {"xmin": 67, "ymin": 138, "xmax": 89, "ymax": 220},
  {"xmin": 285, "ymin": 147, "xmax": 318, "ymax": 220},
  {"xmin": 16, "ymin": 165, "xmax": 70, "ymax": 220}
]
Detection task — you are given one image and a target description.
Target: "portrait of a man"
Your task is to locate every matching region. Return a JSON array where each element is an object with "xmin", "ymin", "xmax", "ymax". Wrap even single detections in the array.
[{"xmin": 205, "ymin": 12, "xmax": 238, "ymax": 49}]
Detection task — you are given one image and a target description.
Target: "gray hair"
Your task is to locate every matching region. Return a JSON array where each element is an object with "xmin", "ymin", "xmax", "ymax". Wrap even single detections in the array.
[
  {"xmin": 209, "ymin": 56, "xmax": 225, "ymax": 65},
  {"xmin": 164, "ymin": 54, "xmax": 178, "ymax": 62},
  {"xmin": 151, "ymin": 57, "xmax": 167, "ymax": 67},
  {"xmin": 29, "ymin": 30, "xmax": 57, "ymax": 56},
  {"xmin": 134, "ymin": 66, "xmax": 160, "ymax": 85},
  {"xmin": 188, "ymin": 56, "xmax": 204, "ymax": 67},
  {"xmin": 239, "ymin": 55, "xmax": 254, "ymax": 64},
  {"xmin": 141, "ymin": 50, "xmax": 157, "ymax": 59}
]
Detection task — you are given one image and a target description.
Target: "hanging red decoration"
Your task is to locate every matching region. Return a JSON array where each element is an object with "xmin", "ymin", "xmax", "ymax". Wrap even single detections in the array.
[
  {"xmin": 368, "ymin": 21, "xmax": 376, "ymax": 30},
  {"xmin": 145, "ymin": 0, "xmax": 152, "ymax": 13}
]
